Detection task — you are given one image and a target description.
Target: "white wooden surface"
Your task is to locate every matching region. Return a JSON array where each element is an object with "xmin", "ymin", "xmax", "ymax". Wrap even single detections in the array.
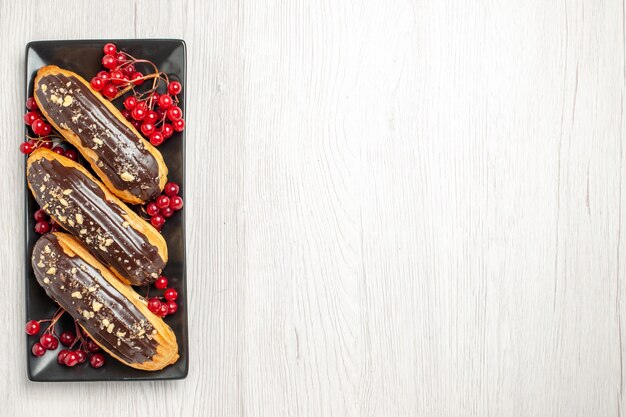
[{"xmin": 1, "ymin": 0, "xmax": 624, "ymax": 415}]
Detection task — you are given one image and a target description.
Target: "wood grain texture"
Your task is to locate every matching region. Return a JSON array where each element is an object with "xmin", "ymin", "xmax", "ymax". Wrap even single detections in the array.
[{"xmin": 1, "ymin": 0, "xmax": 625, "ymax": 415}]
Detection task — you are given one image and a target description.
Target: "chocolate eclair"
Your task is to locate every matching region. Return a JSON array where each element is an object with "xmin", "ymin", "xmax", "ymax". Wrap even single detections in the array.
[
  {"xmin": 32, "ymin": 232, "xmax": 179, "ymax": 371},
  {"xmin": 33, "ymin": 65, "xmax": 168, "ymax": 204},
  {"xmin": 27, "ymin": 148, "xmax": 167, "ymax": 286}
]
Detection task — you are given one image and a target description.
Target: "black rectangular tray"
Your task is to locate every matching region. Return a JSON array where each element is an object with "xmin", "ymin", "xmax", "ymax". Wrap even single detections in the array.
[{"xmin": 24, "ymin": 39, "xmax": 188, "ymax": 381}]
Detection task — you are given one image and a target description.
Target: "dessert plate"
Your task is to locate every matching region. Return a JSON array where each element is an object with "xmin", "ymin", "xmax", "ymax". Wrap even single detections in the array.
[{"xmin": 24, "ymin": 39, "xmax": 188, "ymax": 381}]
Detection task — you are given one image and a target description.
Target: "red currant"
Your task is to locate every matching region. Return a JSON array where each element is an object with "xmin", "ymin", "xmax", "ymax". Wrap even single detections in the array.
[
  {"xmin": 32, "ymin": 342, "xmax": 46, "ymax": 357},
  {"xmin": 147, "ymin": 297, "xmax": 162, "ymax": 313},
  {"xmin": 90, "ymin": 353, "xmax": 105, "ymax": 368},
  {"xmin": 151, "ymin": 215, "xmax": 165, "ymax": 229},
  {"xmin": 59, "ymin": 331, "xmax": 75, "ymax": 347},
  {"xmin": 164, "ymin": 288, "xmax": 178, "ymax": 301},
  {"xmin": 25, "ymin": 320, "xmax": 41, "ymax": 335},
  {"xmin": 19, "ymin": 141, "xmax": 35, "ymax": 154},
  {"xmin": 102, "ymin": 84, "xmax": 118, "ymax": 99},
  {"xmin": 85, "ymin": 339, "xmax": 100, "ymax": 353},
  {"xmin": 170, "ymin": 196, "xmax": 184, "ymax": 211},
  {"xmin": 164, "ymin": 182, "xmax": 180, "ymax": 197},
  {"xmin": 131, "ymin": 71, "xmax": 144, "ymax": 86},
  {"xmin": 64, "ymin": 149, "xmax": 78, "ymax": 161},
  {"xmin": 157, "ymin": 94, "xmax": 173, "ymax": 109},
  {"xmin": 158, "ymin": 303, "xmax": 169, "ymax": 317},
  {"xmin": 57, "ymin": 349, "xmax": 70, "ymax": 364},
  {"xmin": 168, "ymin": 81, "xmax": 182, "ymax": 96},
  {"xmin": 144, "ymin": 110, "xmax": 158, "ymax": 124},
  {"xmin": 51, "ymin": 146, "xmax": 65, "ymax": 156},
  {"xmin": 23, "ymin": 111, "xmax": 40, "ymax": 125},
  {"xmin": 121, "ymin": 109, "xmax": 132, "ymax": 120},
  {"xmin": 161, "ymin": 123, "xmax": 174, "ymax": 139},
  {"xmin": 156, "ymin": 195, "xmax": 170, "ymax": 209},
  {"xmin": 122, "ymin": 63, "xmax": 135, "ymax": 77},
  {"xmin": 167, "ymin": 301, "xmax": 178, "ymax": 315},
  {"xmin": 156, "ymin": 107, "xmax": 167, "ymax": 119},
  {"xmin": 26, "ymin": 97, "xmax": 38, "ymax": 110},
  {"xmin": 166, "ymin": 106, "xmax": 183, "ymax": 121},
  {"xmin": 40, "ymin": 123, "xmax": 52, "ymax": 136},
  {"xmin": 173, "ymin": 118, "xmax": 185, "ymax": 132},
  {"xmin": 64, "ymin": 351, "xmax": 79, "ymax": 367},
  {"xmin": 160, "ymin": 206, "xmax": 174, "ymax": 218},
  {"xmin": 90, "ymin": 77, "xmax": 104, "ymax": 91},
  {"xmin": 154, "ymin": 276, "xmax": 168, "ymax": 289},
  {"xmin": 103, "ymin": 43, "xmax": 117, "ymax": 55},
  {"xmin": 102, "ymin": 54, "xmax": 117, "ymax": 69},
  {"xmin": 31, "ymin": 119, "xmax": 46, "ymax": 135},
  {"xmin": 131, "ymin": 106, "xmax": 146, "ymax": 121},
  {"xmin": 35, "ymin": 221, "xmax": 50, "ymax": 234},
  {"xmin": 97, "ymin": 71, "xmax": 110, "ymax": 82},
  {"xmin": 146, "ymin": 202, "xmax": 159, "ymax": 216},
  {"xmin": 110, "ymin": 69, "xmax": 125, "ymax": 85},
  {"xmin": 39, "ymin": 139, "xmax": 53, "ymax": 149},
  {"xmin": 136, "ymin": 101, "xmax": 147, "ymax": 109},
  {"xmin": 33, "ymin": 209, "xmax": 48, "ymax": 222},
  {"xmin": 123, "ymin": 96, "xmax": 137, "ymax": 110},
  {"xmin": 150, "ymin": 131, "xmax": 164, "ymax": 146},
  {"xmin": 141, "ymin": 123, "xmax": 155, "ymax": 137},
  {"xmin": 40, "ymin": 333, "xmax": 59, "ymax": 350},
  {"xmin": 131, "ymin": 119, "xmax": 142, "ymax": 130},
  {"xmin": 75, "ymin": 349, "xmax": 87, "ymax": 364},
  {"xmin": 115, "ymin": 52, "xmax": 127, "ymax": 64}
]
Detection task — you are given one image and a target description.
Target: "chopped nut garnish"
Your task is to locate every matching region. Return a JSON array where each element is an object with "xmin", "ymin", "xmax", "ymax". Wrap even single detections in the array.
[
  {"xmin": 122, "ymin": 221, "xmax": 129, "ymax": 228},
  {"xmin": 88, "ymin": 286, "xmax": 97, "ymax": 292},
  {"xmin": 116, "ymin": 330, "xmax": 126, "ymax": 338},
  {"xmin": 46, "ymin": 267, "xmax": 56, "ymax": 275},
  {"xmin": 92, "ymin": 301, "xmax": 103, "ymax": 312},
  {"xmin": 59, "ymin": 198, "xmax": 69, "ymax": 207},
  {"xmin": 62, "ymin": 189, "xmax": 73, "ymax": 195},
  {"xmin": 107, "ymin": 323, "xmax": 114, "ymax": 333},
  {"xmin": 76, "ymin": 213, "xmax": 84, "ymax": 224},
  {"xmin": 71, "ymin": 268, "xmax": 77, "ymax": 274},
  {"xmin": 105, "ymin": 239, "xmax": 113, "ymax": 247},
  {"xmin": 71, "ymin": 291, "xmax": 82, "ymax": 299},
  {"xmin": 43, "ymin": 278, "xmax": 50, "ymax": 284},
  {"xmin": 44, "ymin": 245, "xmax": 51, "ymax": 254},
  {"xmin": 62, "ymin": 95, "xmax": 73, "ymax": 107},
  {"xmin": 41, "ymin": 84, "xmax": 47, "ymax": 92},
  {"xmin": 93, "ymin": 138, "xmax": 103, "ymax": 145},
  {"xmin": 67, "ymin": 219, "xmax": 75, "ymax": 226},
  {"xmin": 102, "ymin": 318, "xmax": 110, "ymax": 327},
  {"xmin": 120, "ymin": 172, "xmax": 135, "ymax": 182}
]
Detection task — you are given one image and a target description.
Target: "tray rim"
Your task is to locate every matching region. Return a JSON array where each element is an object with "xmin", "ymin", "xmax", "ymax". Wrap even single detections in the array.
[{"xmin": 24, "ymin": 38, "xmax": 189, "ymax": 382}]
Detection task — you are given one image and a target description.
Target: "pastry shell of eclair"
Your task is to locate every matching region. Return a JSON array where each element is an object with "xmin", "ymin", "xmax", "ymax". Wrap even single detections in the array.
[
  {"xmin": 26, "ymin": 148, "xmax": 168, "ymax": 286},
  {"xmin": 33, "ymin": 232, "xmax": 179, "ymax": 371},
  {"xmin": 33, "ymin": 65, "xmax": 168, "ymax": 205}
]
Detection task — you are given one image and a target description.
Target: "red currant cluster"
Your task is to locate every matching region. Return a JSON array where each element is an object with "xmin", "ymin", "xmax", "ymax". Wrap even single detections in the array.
[
  {"xmin": 21, "ymin": 96, "xmax": 79, "ymax": 157},
  {"xmin": 90, "ymin": 43, "xmax": 146, "ymax": 98},
  {"xmin": 145, "ymin": 182, "xmax": 184, "ymax": 230},
  {"xmin": 32, "ymin": 208, "xmax": 61, "ymax": 234},
  {"xmin": 147, "ymin": 275, "xmax": 179, "ymax": 317},
  {"xmin": 25, "ymin": 311, "xmax": 105, "ymax": 368},
  {"xmin": 91, "ymin": 43, "xmax": 185, "ymax": 146}
]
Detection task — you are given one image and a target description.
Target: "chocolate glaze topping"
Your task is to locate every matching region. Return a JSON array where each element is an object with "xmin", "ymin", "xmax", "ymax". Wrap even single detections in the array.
[
  {"xmin": 35, "ymin": 72, "xmax": 161, "ymax": 201},
  {"xmin": 27, "ymin": 157, "xmax": 165, "ymax": 286},
  {"xmin": 32, "ymin": 233, "xmax": 159, "ymax": 364}
]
